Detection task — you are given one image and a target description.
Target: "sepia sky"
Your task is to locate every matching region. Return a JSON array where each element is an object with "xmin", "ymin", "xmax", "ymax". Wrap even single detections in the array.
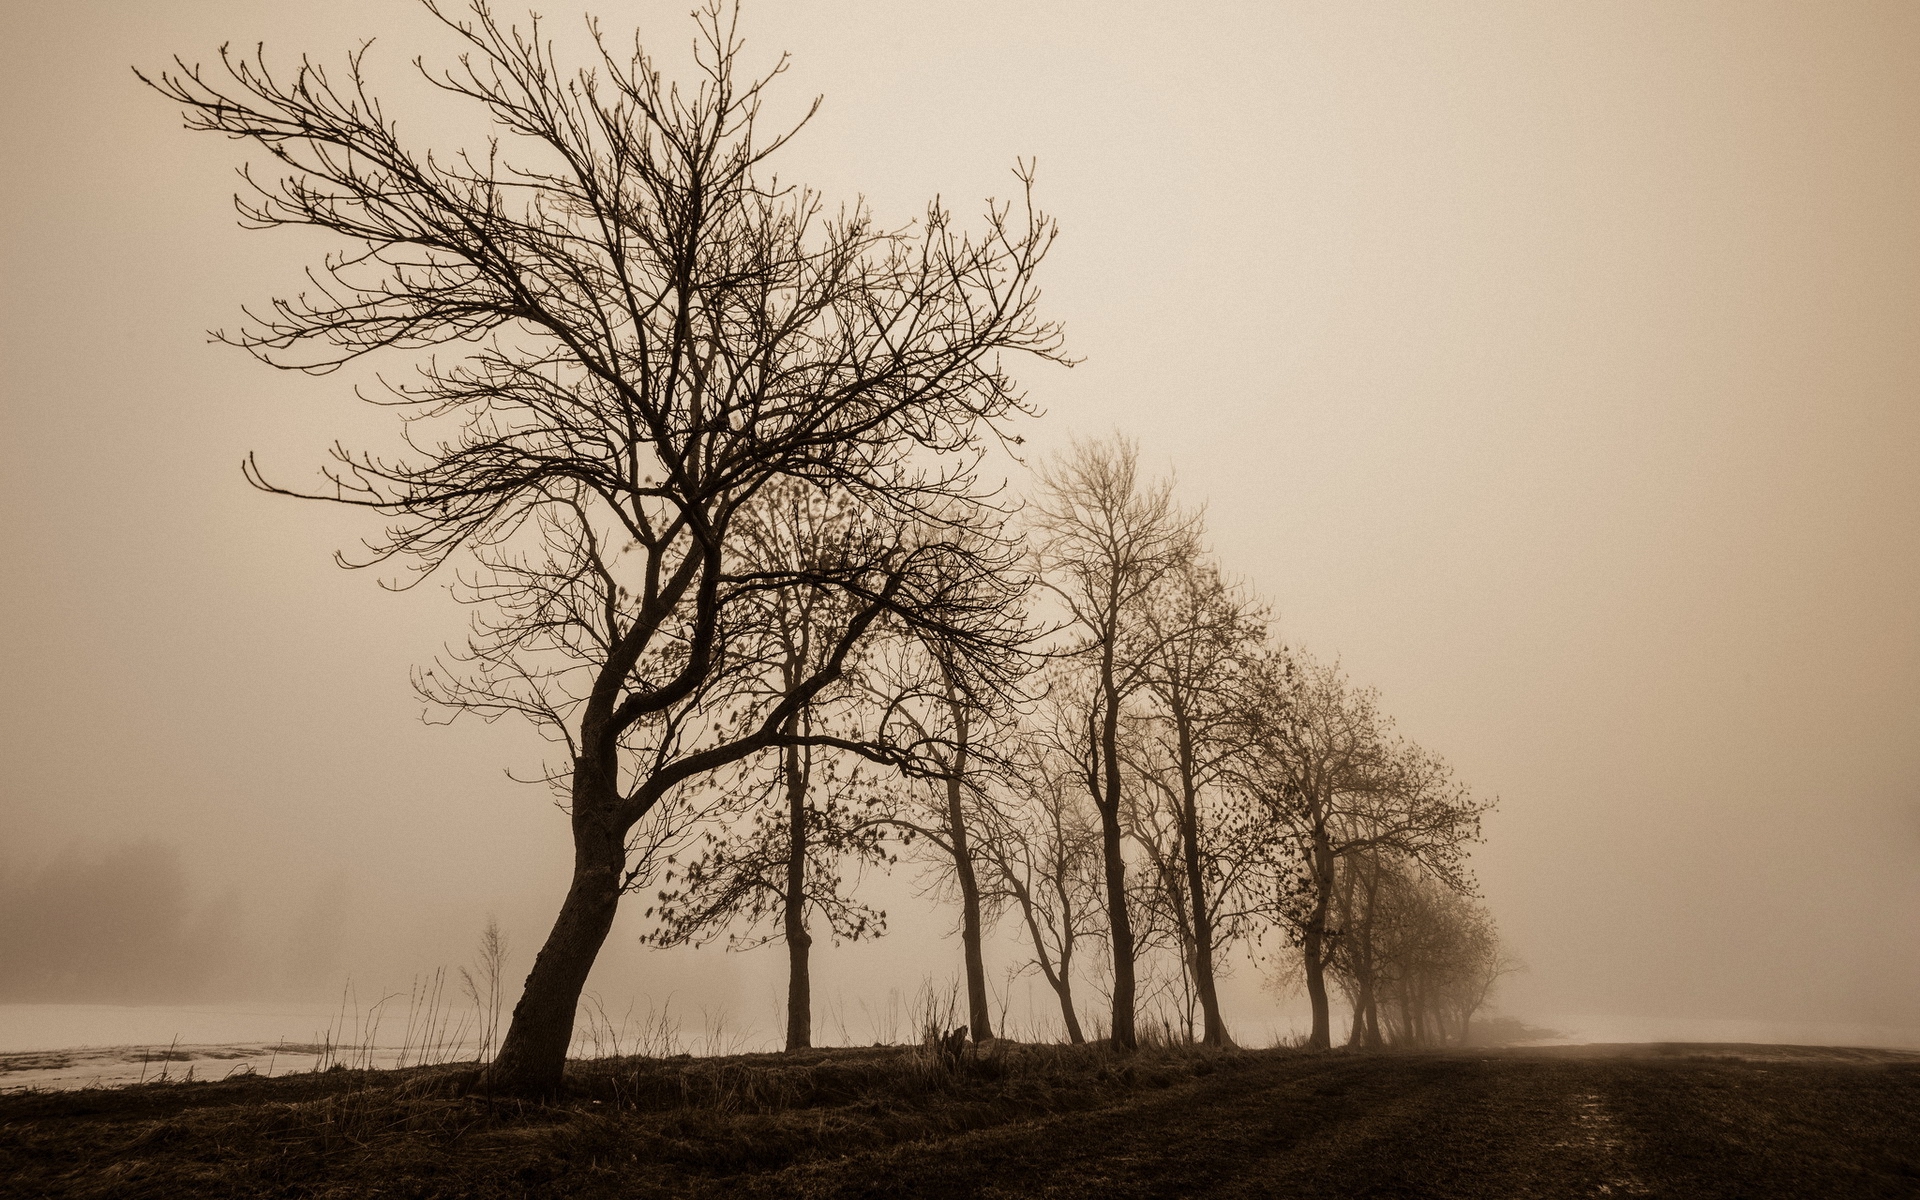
[{"xmin": 3, "ymin": 0, "xmax": 1917, "ymax": 1043}]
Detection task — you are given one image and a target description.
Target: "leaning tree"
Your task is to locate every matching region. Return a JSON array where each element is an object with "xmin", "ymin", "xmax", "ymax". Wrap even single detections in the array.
[{"xmin": 144, "ymin": 0, "xmax": 1063, "ymax": 1093}]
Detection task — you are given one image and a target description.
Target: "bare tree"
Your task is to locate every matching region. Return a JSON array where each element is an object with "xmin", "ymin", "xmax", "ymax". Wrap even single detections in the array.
[
  {"xmin": 1027, "ymin": 437, "xmax": 1196, "ymax": 1049},
  {"xmin": 1245, "ymin": 653, "xmax": 1490, "ymax": 1050},
  {"xmin": 1327, "ymin": 847, "xmax": 1388, "ymax": 1048},
  {"xmin": 1126, "ymin": 554, "xmax": 1270, "ymax": 1047},
  {"xmin": 144, "ymin": 1, "xmax": 1062, "ymax": 1093},
  {"xmin": 644, "ymin": 743, "xmax": 892, "ymax": 1051},
  {"xmin": 641, "ymin": 484, "xmax": 895, "ymax": 1052},
  {"xmin": 1440, "ymin": 903, "xmax": 1518, "ymax": 1044},
  {"xmin": 1352, "ymin": 860, "xmax": 1511, "ymax": 1047},
  {"xmin": 977, "ymin": 684, "xmax": 1106, "ymax": 1043},
  {"xmin": 869, "ymin": 661, "xmax": 1010, "ymax": 1042}
]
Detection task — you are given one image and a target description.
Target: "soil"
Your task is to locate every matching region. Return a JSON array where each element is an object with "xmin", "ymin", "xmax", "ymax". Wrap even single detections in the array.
[{"xmin": 3, "ymin": 1042, "xmax": 1916, "ymax": 1198}]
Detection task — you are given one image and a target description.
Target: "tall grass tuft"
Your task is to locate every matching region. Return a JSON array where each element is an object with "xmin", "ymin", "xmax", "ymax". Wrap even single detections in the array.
[
  {"xmin": 575, "ymin": 994, "xmax": 691, "ymax": 1060},
  {"xmin": 457, "ymin": 917, "xmax": 510, "ymax": 1069}
]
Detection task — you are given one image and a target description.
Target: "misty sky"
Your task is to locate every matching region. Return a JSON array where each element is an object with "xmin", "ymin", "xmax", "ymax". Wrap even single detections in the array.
[{"xmin": 3, "ymin": 1, "xmax": 1917, "ymax": 1043}]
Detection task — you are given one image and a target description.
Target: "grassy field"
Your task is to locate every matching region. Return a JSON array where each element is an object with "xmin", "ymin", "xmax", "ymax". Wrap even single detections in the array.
[{"xmin": 3, "ymin": 1041, "xmax": 1916, "ymax": 1198}]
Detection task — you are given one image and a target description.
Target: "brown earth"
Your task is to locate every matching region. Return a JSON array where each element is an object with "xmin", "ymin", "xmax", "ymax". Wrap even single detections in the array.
[{"xmin": 2, "ymin": 1042, "xmax": 1916, "ymax": 1198}]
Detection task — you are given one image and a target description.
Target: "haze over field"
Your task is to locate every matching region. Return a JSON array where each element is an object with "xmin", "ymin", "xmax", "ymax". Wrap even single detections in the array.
[{"xmin": 2, "ymin": 1, "xmax": 1917, "ymax": 1052}]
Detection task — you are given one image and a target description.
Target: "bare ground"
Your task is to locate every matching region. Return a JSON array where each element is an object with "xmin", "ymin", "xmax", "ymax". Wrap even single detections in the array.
[{"xmin": 2, "ymin": 1042, "xmax": 1915, "ymax": 1199}]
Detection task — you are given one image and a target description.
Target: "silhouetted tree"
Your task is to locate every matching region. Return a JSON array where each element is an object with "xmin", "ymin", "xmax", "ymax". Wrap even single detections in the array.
[
  {"xmin": 1027, "ymin": 437, "xmax": 1197, "ymax": 1049},
  {"xmin": 1245, "ymin": 653, "xmax": 1490, "ymax": 1050},
  {"xmin": 870, "ymin": 659, "xmax": 1011, "ymax": 1042},
  {"xmin": 1345, "ymin": 859, "xmax": 1510, "ymax": 1046},
  {"xmin": 144, "ymin": 0, "xmax": 1061, "ymax": 1093},
  {"xmin": 978, "ymin": 684, "xmax": 1107, "ymax": 1043},
  {"xmin": 645, "ymin": 744, "xmax": 893, "ymax": 1050},
  {"xmin": 1328, "ymin": 848, "xmax": 1389, "ymax": 1048},
  {"xmin": 641, "ymin": 484, "xmax": 896, "ymax": 1052},
  {"xmin": 1126, "ymin": 554, "xmax": 1270, "ymax": 1047}
]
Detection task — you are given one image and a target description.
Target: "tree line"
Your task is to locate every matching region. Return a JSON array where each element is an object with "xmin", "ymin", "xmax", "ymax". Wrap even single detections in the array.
[
  {"xmin": 145, "ymin": 0, "xmax": 1502, "ymax": 1094},
  {"xmin": 636, "ymin": 440, "xmax": 1500, "ymax": 1062}
]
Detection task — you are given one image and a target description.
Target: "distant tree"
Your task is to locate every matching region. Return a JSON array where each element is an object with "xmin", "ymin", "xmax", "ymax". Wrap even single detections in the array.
[
  {"xmin": 1028, "ymin": 437, "xmax": 1197, "ymax": 1049},
  {"xmin": 0, "ymin": 841, "xmax": 250, "ymax": 1003},
  {"xmin": 1355, "ymin": 861, "xmax": 1511, "ymax": 1046},
  {"xmin": 1245, "ymin": 653, "xmax": 1490, "ymax": 1050},
  {"xmin": 978, "ymin": 684, "xmax": 1107, "ymax": 1043},
  {"xmin": 641, "ymin": 484, "xmax": 896, "ymax": 1052},
  {"xmin": 144, "ymin": 0, "xmax": 1062, "ymax": 1093},
  {"xmin": 869, "ymin": 660, "xmax": 1011, "ymax": 1043},
  {"xmin": 1327, "ymin": 848, "xmax": 1388, "ymax": 1048},
  {"xmin": 1435, "ymin": 899, "xmax": 1517, "ymax": 1044},
  {"xmin": 1125, "ymin": 554, "xmax": 1270, "ymax": 1047}
]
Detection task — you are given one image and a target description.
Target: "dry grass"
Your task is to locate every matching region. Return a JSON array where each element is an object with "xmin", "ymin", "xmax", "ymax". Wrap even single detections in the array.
[
  {"xmin": 0, "ymin": 1039, "xmax": 1240, "ymax": 1198},
  {"xmin": 3, "ymin": 1042, "xmax": 1915, "ymax": 1198}
]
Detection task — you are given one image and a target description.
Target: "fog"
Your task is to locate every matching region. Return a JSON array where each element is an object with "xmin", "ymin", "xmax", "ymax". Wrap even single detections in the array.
[{"xmin": 3, "ymin": 0, "xmax": 1916, "ymax": 1052}]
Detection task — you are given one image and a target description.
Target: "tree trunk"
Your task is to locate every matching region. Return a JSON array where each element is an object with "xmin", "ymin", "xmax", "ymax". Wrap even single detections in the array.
[
  {"xmin": 1302, "ymin": 911, "xmax": 1331, "ymax": 1051},
  {"xmin": 785, "ymin": 925, "xmax": 812, "ymax": 1050},
  {"xmin": 1178, "ymin": 778, "xmax": 1230, "ymax": 1048},
  {"xmin": 1346, "ymin": 976, "xmax": 1371, "ymax": 1048},
  {"xmin": 492, "ymin": 763, "xmax": 625, "ymax": 1095},
  {"xmin": 943, "ymin": 699, "xmax": 993, "ymax": 1041},
  {"xmin": 1053, "ymin": 975, "xmax": 1087, "ymax": 1044},
  {"xmin": 1160, "ymin": 685, "xmax": 1230, "ymax": 1049},
  {"xmin": 1344, "ymin": 856, "xmax": 1374, "ymax": 1044},
  {"xmin": 783, "ymin": 736, "xmax": 812, "ymax": 1051},
  {"xmin": 1096, "ymin": 688, "xmax": 1137, "ymax": 1050},
  {"xmin": 1011, "ymin": 880, "xmax": 1083, "ymax": 1045},
  {"xmin": 1302, "ymin": 825, "xmax": 1336, "ymax": 1051},
  {"xmin": 1096, "ymin": 806, "xmax": 1135, "ymax": 1048},
  {"xmin": 953, "ymin": 838, "xmax": 992, "ymax": 1041},
  {"xmin": 1034, "ymin": 920, "xmax": 1085, "ymax": 1045},
  {"xmin": 1356, "ymin": 860, "xmax": 1383, "ymax": 1048}
]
